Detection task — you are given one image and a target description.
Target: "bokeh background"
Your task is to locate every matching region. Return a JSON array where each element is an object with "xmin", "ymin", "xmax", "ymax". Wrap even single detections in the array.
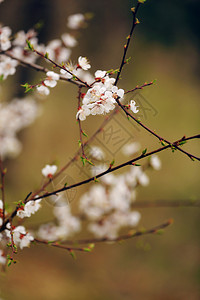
[{"xmin": 0, "ymin": 0, "xmax": 200, "ymax": 299}]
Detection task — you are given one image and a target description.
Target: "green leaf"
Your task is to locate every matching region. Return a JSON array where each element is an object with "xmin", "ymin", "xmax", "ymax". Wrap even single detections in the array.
[
  {"xmin": 82, "ymin": 130, "xmax": 88, "ymax": 137},
  {"xmin": 142, "ymin": 148, "xmax": 147, "ymax": 155},
  {"xmin": 156, "ymin": 229, "xmax": 164, "ymax": 235},
  {"xmin": 7, "ymin": 260, "xmax": 12, "ymax": 267},
  {"xmin": 161, "ymin": 140, "xmax": 166, "ymax": 146},
  {"xmin": 86, "ymin": 159, "xmax": 94, "ymax": 166},
  {"xmin": 21, "ymin": 83, "xmax": 33, "ymax": 93},
  {"xmin": 178, "ymin": 140, "xmax": 187, "ymax": 146},
  {"xmin": 69, "ymin": 250, "xmax": 76, "ymax": 259},
  {"xmin": 26, "ymin": 39, "xmax": 34, "ymax": 51},
  {"xmin": 110, "ymin": 159, "xmax": 115, "ymax": 168},
  {"xmin": 83, "ymin": 247, "xmax": 92, "ymax": 252},
  {"xmin": 81, "ymin": 156, "xmax": 86, "ymax": 166},
  {"xmin": 0, "ymin": 74, "xmax": 4, "ymax": 81},
  {"xmin": 94, "ymin": 177, "xmax": 99, "ymax": 183},
  {"xmin": 78, "ymin": 140, "xmax": 82, "ymax": 147},
  {"xmin": 44, "ymin": 52, "xmax": 49, "ymax": 59}
]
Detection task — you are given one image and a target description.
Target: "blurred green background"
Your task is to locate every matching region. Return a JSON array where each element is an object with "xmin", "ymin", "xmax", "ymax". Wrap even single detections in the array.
[{"xmin": 0, "ymin": 0, "xmax": 200, "ymax": 299}]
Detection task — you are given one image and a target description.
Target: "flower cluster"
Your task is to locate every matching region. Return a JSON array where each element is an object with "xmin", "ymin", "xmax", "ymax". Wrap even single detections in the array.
[
  {"xmin": 76, "ymin": 70, "xmax": 126, "ymax": 121},
  {"xmin": 60, "ymin": 57, "xmax": 94, "ymax": 86},
  {"xmin": 5, "ymin": 224, "xmax": 34, "ymax": 250},
  {"xmin": 0, "ymin": 97, "xmax": 40, "ymax": 159},
  {"xmin": 78, "ymin": 145, "xmax": 161, "ymax": 239},
  {"xmin": 16, "ymin": 199, "xmax": 41, "ymax": 219},
  {"xmin": 38, "ymin": 195, "xmax": 80, "ymax": 241},
  {"xmin": 37, "ymin": 71, "xmax": 60, "ymax": 96}
]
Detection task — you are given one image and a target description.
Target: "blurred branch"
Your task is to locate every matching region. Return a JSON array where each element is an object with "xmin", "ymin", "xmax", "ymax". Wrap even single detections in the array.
[
  {"xmin": 60, "ymin": 219, "xmax": 173, "ymax": 245},
  {"xmin": 131, "ymin": 199, "xmax": 200, "ymax": 208}
]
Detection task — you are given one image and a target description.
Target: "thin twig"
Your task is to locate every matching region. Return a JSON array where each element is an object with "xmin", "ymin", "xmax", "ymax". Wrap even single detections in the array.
[
  {"xmin": 22, "ymin": 134, "xmax": 200, "ymax": 202},
  {"xmin": 59, "ymin": 219, "xmax": 173, "ymax": 245},
  {"xmin": 115, "ymin": 2, "xmax": 141, "ymax": 85},
  {"xmin": 3, "ymin": 51, "xmax": 84, "ymax": 87},
  {"xmin": 116, "ymin": 97, "xmax": 200, "ymax": 161},
  {"xmin": 0, "ymin": 158, "xmax": 6, "ymax": 222}
]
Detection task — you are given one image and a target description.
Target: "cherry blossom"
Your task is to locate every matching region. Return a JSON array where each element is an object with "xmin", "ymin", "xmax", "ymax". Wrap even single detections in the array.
[
  {"xmin": 150, "ymin": 155, "xmax": 162, "ymax": 170},
  {"xmin": 0, "ymin": 26, "xmax": 11, "ymax": 51},
  {"xmin": 44, "ymin": 71, "xmax": 60, "ymax": 88},
  {"xmin": 122, "ymin": 142, "xmax": 141, "ymax": 156},
  {"xmin": 5, "ymin": 225, "xmax": 34, "ymax": 249},
  {"xmin": 67, "ymin": 13, "xmax": 85, "ymax": 29},
  {"xmin": 0, "ymin": 56, "xmax": 18, "ymax": 79},
  {"xmin": 78, "ymin": 56, "xmax": 91, "ymax": 70},
  {"xmin": 36, "ymin": 85, "xmax": 50, "ymax": 96},
  {"xmin": 61, "ymin": 33, "xmax": 77, "ymax": 48},
  {"xmin": 129, "ymin": 100, "xmax": 139, "ymax": 113},
  {"xmin": 17, "ymin": 199, "xmax": 41, "ymax": 219},
  {"xmin": 41, "ymin": 164, "xmax": 57, "ymax": 178},
  {"xmin": 0, "ymin": 250, "xmax": 6, "ymax": 265},
  {"xmin": 46, "ymin": 39, "xmax": 71, "ymax": 63}
]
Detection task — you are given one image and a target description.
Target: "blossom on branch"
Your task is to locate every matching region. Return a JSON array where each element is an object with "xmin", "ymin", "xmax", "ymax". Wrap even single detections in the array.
[
  {"xmin": 78, "ymin": 56, "xmax": 91, "ymax": 70},
  {"xmin": 129, "ymin": 100, "xmax": 139, "ymax": 113},
  {"xmin": 44, "ymin": 71, "xmax": 60, "ymax": 88},
  {"xmin": 41, "ymin": 164, "xmax": 57, "ymax": 178}
]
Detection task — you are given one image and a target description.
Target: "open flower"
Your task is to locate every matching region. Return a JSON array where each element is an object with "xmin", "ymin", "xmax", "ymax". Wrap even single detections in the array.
[
  {"xmin": 42, "ymin": 164, "xmax": 57, "ymax": 178},
  {"xmin": 78, "ymin": 56, "xmax": 91, "ymax": 70},
  {"xmin": 44, "ymin": 71, "xmax": 60, "ymax": 88},
  {"xmin": 129, "ymin": 100, "xmax": 139, "ymax": 113},
  {"xmin": 36, "ymin": 85, "xmax": 50, "ymax": 96}
]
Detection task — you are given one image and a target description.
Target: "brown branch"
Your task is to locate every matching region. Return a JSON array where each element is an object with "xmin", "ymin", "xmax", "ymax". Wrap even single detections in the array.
[
  {"xmin": 24, "ymin": 134, "xmax": 200, "ymax": 202},
  {"xmin": 59, "ymin": 219, "xmax": 173, "ymax": 245},
  {"xmin": 3, "ymin": 51, "xmax": 83, "ymax": 87},
  {"xmin": 115, "ymin": 2, "xmax": 141, "ymax": 85},
  {"xmin": 0, "ymin": 158, "xmax": 6, "ymax": 222},
  {"xmin": 131, "ymin": 199, "xmax": 200, "ymax": 208},
  {"xmin": 116, "ymin": 97, "xmax": 200, "ymax": 161},
  {"xmin": 34, "ymin": 238, "xmax": 93, "ymax": 254},
  {"xmin": 77, "ymin": 86, "xmax": 88, "ymax": 160},
  {"xmin": 33, "ymin": 48, "xmax": 91, "ymax": 88},
  {"xmin": 125, "ymin": 81, "xmax": 154, "ymax": 94}
]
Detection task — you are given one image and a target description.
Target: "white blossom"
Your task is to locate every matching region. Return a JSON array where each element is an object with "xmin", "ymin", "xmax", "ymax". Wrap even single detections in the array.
[
  {"xmin": 46, "ymin": 39, "xmax": 71, "ymax": 63},
  {"xmin": 0, "ymin": 250, "xmax": 6, "ymax": 265},
  {"xmin": 0, "ymin": 97, "xmax": 40, "ymax": 159},
  {"xmin": 61, "ymin": 33, "xmax": 77, "ymax": 47},
  {"xmin": 67, "ymin": 13, "xmax": 85, "ymax": 29},
  {"xmin": 0, "ymin": 26, "xmax": 11, "ymax": 51},
  {"xmin": 95, "ymin": 70, "xmax": 106, "ymax": 79},
  {"xmin": 77, "ymin": 71, "xmax": 126, "ymax": 120},
  {"xmin": 5, "ymin": 226, "xmax": 34, "ymax": 249},
  {"xmin": 38, "ymin": 196, "xmax": 81, "ymax": 241},
  {"xmin": 129, "ymin": 100, "xmax": 139, "ymax": 113},
  {"xmin": 36, "ymin": 85, "xmax": 50, "ymax": 96},
  {"xmin": 89, "ymin": 146, "xmax": 105, "ymax": 160},
  {"xmin": 76, "ymin": 104, "xmax": 91, "ymax": 121},
  {"xmin": 42, "ymin": 164, "xmax": 57, "ymax": 178},
  {"xmin": 17, "ymin": 199, "xmax": 41, "ymax": 219},
  {"xmin": 0, "ymin": 56, "xmax": 18, "ymax": 79},
  {"xmin": 150, "ymin": 155, "xmax": 161, "ymax": 170},
  {"xmin": 122, "ymin": 142, "xmax": 141, "ymax": 156},
  {"xmin": 78, "ymin": 56, "xmax": 91, "ymax": 70},
  {"xmin": 44, "ymin": 71, "xmax": 60, "ymax": 88}
]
